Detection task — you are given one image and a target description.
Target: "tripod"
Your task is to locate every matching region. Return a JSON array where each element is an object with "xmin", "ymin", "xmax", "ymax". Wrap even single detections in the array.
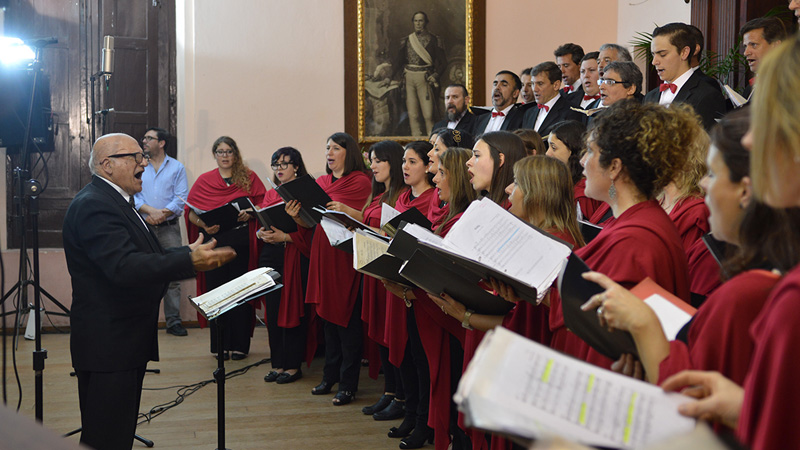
[{"xmin": 0, "ymin": 39, "xmax": 70, "ymax": 423}]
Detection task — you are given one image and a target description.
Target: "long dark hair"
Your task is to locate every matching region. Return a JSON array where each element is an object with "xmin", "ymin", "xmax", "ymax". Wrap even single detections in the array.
[
  {"xmin": 435, "ymin": 147, "xmax": 476, "ymax": 235},
  {"xmin": 270, "ymin": 147, "xmax": 308, "ymax": 185},
  {"xmin": 549, "ymin": 120, "xmax": 586, "ymax": 186},
  {"xmin": 404, "ymin": 141, "xmax": 435, "ymax": 187},
  {"xmin": 364, "ymin": 140, "xmax": 406, "ymax": 210},
  {"xmin": 475, "ymin": 131, "xmax": 527, "ymax": 205},
  {"xmin": 326, "ymin": 132, "xmax": 368, "ymax": 177}
]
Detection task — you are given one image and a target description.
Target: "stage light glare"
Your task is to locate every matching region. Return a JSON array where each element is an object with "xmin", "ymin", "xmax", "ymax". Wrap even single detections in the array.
[{"xmin": 0, "ymin": 36, "xmax": 35, "ymax": 67}]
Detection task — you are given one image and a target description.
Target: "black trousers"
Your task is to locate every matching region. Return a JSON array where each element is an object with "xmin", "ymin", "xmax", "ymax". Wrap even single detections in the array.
[
  {"xmin": 76, "ymin": 366, "xmax": 147, "ymax": 450},
  {"xmin": 265, "ymin": 289, "xmax": 308, "ymax": 370},
  {"xmin": 378, "ymin": 344, "xmax": 401, "ymax": 396},
  {"xmin": 206, "ymin": 240, "xmax": 251, "ymax": 354},
  {"xmin": 322, "ymin": 298, "xmax": 363, "ymax": 392},
  {"xmin": 399, "ymin": 305, "xmax": 430, "ymax": 426}
]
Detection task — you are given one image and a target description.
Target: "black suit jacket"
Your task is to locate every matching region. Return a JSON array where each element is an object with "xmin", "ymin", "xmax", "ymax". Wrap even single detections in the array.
[
  {"xmin": 472, "ymin": 104, "xmax": 525, "ymax": 136},
  {"xmin": 63, "ymin": 176, "xmax": 195, "ymax": 372},
  {"xmin": 565, "ymin": 86, "xmax": 585, "ymax": 106},
  {"xmin": 521, "ymin": 96, "xmax": 585, "ymax": 137},
  {"xmin": 433, "ymin": 110, "xmax": 479, "ymax": 135},
  {"xmin": 643, "ymin": 70, "xmax": 726, "ymax": 129}
]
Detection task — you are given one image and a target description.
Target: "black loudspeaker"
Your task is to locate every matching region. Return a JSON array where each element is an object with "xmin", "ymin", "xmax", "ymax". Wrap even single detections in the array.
[{"xmin": 0, "ymin": 68, "xmax": 54, "ymax": 154}]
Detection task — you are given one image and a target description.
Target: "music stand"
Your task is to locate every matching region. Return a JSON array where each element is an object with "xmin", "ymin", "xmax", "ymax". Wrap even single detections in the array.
[{"xmin": 191, "ymin": 273, "xmax": 282, "ymax": 450}]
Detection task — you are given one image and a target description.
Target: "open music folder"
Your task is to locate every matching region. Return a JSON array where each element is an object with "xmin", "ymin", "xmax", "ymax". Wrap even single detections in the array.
[
  {"xmin": 455, "ymin": 327, "xmax": 696, "ymax": 449},
  {"xmin": 189, "ymin": 267, "xmax": 282, "ymax": 320}
]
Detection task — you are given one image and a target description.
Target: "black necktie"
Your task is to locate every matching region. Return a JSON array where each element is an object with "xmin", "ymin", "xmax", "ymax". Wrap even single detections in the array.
[{"xmin": 129, "ymin": 196, "xmax": 136, "ymax": 208}]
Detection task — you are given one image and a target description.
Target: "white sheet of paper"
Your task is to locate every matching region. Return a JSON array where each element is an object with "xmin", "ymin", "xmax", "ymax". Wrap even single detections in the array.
[
  {"xmin": 643, "ymin": 294, "xmax": 693, "ymax": 340},
  {"xmin": 353, "ymin": 230, "xmax": 390, "ymax": 270},
  {"xmin": 456, "ymin": 327, "xmax": 696, "ymax": 449},
  {"xmin": 398, "ymin": 223, "xmax": 445, "ymax": 247},
  {"xmin": 380, "ymin": 203, "xmax": 401, "ymax": 229},
  {"xmin": 319, "ymin": 216, "xmax": 353, "ymax": 246}
]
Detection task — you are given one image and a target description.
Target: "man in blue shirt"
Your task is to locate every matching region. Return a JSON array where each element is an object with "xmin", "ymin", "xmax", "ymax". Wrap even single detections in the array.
[{"xmin": 135, "ymin": 127, "xmax": 190, "ymax": 336}]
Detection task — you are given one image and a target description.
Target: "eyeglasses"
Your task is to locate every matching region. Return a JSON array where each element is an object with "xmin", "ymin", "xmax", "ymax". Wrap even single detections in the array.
[
  {"xmin": 142, "ymin": 136, "xmax": 158, "ymax": 142},
  {"xmin": 598, "ymin": 78, "xmax": 629, "ymax": 87},
  {"xmin": 271, "ymin": 162, "xmax": 293, "ymax": 170},
  {"xmin": 108, "ymin": 152, "xmax": 149, "ymax": 164},
  {"xmin": 214, "ymin": 150, "xmax": 235, "ymax": 156}
]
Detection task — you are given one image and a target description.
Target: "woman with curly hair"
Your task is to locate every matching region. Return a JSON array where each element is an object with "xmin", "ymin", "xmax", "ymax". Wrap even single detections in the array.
[
  {"xmin": 548, "ymin": 101, "xmax": 693, "ymax": 370},
  {"xmin": 546, "ymin": 120, "xmax": 604, "ymax": 221},
  {"xmin": 185, "ymin": 135, "xmax": 267, "ymax": 360}
]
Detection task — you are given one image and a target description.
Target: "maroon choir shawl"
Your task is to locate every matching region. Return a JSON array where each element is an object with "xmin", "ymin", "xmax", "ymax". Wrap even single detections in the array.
[
  {"xmin": 738, "ymin": 265, "xmax": 800, "ymax": 450},
  {"xmin": 587, "ymin": 201, "xmax": 615, "ymax": 226},
  {"xmin": 686, "ymin": 237, "xmax": 722, "ymax": 301},
  {"xmin": 304, "ymin": 172, "xmax": 371, "ymax": 327},
  {"xmin": 550, "ymin": 200, "xmax": 690, "ymax": 369},
  {"xmin": 384, "ymin": 188, "xmax": 436, "ymax": 367},
  {"xmin": 428, "ymin": 188, "xmax": 449, "ymax": 228},
  {"xmin": 669, "ymin": 196, "xmax": 710, "ymax": 253},
  {"xmin": 574, "ymin": 178, "xmax": 603, "ymax": 221},
  {"xmin": 184, "ymin": 169, "xmax": 267, "ymax": 326}
]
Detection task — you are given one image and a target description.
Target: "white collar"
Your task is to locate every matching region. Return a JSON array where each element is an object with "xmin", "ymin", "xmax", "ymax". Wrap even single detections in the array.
[{"xmin": 98, "ymin": 175, "xmax": 134, "ymax": 204}]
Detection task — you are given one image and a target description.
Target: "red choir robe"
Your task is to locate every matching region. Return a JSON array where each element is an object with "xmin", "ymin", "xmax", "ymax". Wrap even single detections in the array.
[
  {"xmin": 686, "ymin": 237, "xmax": 722, "ymax": 306},
  {"xmin": 305, "ymin": 171, "xmax": 371, "ymax": 327},
  {"xmin": 737, "ymin": 264, "xmax": 800, "ymax": 450},
  {"xmin": 384, "ymin": 188, "xmax": 436, "ymax": 367},
  {"xmin": 185, "ymin": 169, "xmax": 267, "ymax": 326},
  {"xmin": 361, "ymin": 193, "xmax": 388, "ymax": 380},
  {"xmin": 657, "ymin": 269, "xmax": 778, "ymax": 385},
  {"xmin": 587, "ymin": 201, "xmax": 615, "ymax": 226},
  {"xmin": 428, "ymin": 187, "xmax": 449, "ymax": 227},
  {"xmin": 413, "ymin": 212, "xmax": 466, "ymax": 450},
  {"xmin": 574, "ymin": 178, "xmax": 603, "ymax": 221},
  {"xmin": 669, "ymin": 196, "xmax": 710, "ymax": 253},
  {"xmin": 550, "ymin": 200, "xmax": 690, "ymax": 369}
]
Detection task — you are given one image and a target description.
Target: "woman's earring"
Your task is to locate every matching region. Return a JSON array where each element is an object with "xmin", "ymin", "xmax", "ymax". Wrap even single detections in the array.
[{"xmin": 608, "ymin": 179, "xmax": 617, "ymax": 201}]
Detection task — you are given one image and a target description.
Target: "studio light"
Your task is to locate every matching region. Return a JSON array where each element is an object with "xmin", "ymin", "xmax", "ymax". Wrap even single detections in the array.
[{"xmin": 0, "ymin": 36, "xmax": 35, "ymax": 67}]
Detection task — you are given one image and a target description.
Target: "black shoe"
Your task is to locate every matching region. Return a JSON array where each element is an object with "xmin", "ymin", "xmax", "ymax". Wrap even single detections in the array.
[
  {"xmin": 166, "ymin": 323, "xmax": 188, "ymax": 336},
  {"xmin": 373, "ymin": 399, "xmax": 405, "ymax": 421},
  {"xmin": 388, "ymin": 415, "xmax": 415, "ymax": 438},
  {"xmin": 362, "ymin": 394, "xmax": 394, "ymax": 415},
  {"xmin": 332, "ymin": 390, "xmax": 356, "ymax": 406},
  {"xmin": 231, "ymin": 352, "xmax": 247, "ymax": 360},
  {"xmin": 214, "ymin": 352, "xmax": 230, "ymax": 361},
  {"xmin": 276, "ymin": 369, "xmax": 303, "ymax": 384},
  {"xmin": 311, "ymin": 380, "xmax": 335, "ymax": 395},
  {"xmin": 399, "ymin": 425, "xmax": 433, "ymax": 449},
  {"xmin": 264, "ymin": 371, "xmax": 281, "ymax": 382}
]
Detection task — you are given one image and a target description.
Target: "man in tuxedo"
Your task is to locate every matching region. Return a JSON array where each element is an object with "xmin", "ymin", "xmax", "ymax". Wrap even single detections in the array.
[
  {"xmin": 519, "ymin": 67, "xmax": 535, "ymax": 105},
  {"xmin": 554, "ymin": 43, "xmax": 585, "ymax": 102},
  {"xmin": 64, "ymin": 133, "xmax": 235, "ymax": 449},
  {"xmin": 574, "ymin": 52, "xmax": 601, "ymax": 108},
  {"xmin": 473, "ymin": 70, "xmax": 525, "ymax": 135},
  {"xmin": 643, "ymin": 22, "xmax": 726, "ymax": 129},
  {"xmin": 597, "ymin": 43, "xmax": 632, "ymax": 75},
  {"xmin": 521, "ymin": 61, "xmax": 584, "ymax": 136},
  {"xmin": 432, "ymin": 84, "xmax": 477, "ymax": 133}
]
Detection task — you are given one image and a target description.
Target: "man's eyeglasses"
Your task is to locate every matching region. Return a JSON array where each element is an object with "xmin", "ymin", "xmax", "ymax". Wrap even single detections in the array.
[
  {"xmin": 270, "ymin": 162, "xmax": 293, "ymax": 170},
  {"xmin": 108, "ymin": 152, "xmax": 149, "ymax": 164},
  {"xmin": 214, "ymin": 150, "xmax": 234, "ymax": 156},
  {"xmin": 142, "ymin": 136, "xmax": 158, "ymax": 142},
  {"xmin": 598, "ymin": 78, "xmax": 629, "ymax": 87}
]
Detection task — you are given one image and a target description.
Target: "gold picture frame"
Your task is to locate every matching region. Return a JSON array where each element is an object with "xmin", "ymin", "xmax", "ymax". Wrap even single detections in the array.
[{"xmin": 344, "ymin": 0, "xmax": 485, "ymax": 144}]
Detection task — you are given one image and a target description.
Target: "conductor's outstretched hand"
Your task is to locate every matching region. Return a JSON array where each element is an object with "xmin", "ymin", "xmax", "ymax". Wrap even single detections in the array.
[{"xmin": 189, "ymin": 236, "xmax": 237, "ymax": 271}]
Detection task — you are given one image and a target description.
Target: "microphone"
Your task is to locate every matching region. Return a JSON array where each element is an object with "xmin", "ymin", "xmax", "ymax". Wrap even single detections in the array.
[{"xmin": 101, "ymin": 35, "xmax": 115, "ymax": 80}]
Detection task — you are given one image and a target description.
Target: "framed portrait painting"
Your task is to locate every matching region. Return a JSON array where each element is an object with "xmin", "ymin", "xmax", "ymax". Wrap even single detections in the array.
[{"xmin": 344, "ymin": 0, "xmax": 485, "ymax": 143}]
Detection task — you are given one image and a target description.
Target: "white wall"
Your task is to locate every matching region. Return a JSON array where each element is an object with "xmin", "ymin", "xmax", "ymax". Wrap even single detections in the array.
[{"xmin": 617, "ymin": 0, "xmax": 692, "ymax": 68}]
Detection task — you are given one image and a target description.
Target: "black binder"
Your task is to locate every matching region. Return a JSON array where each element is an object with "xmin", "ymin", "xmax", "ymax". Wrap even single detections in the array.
[
  {"xmin": 247, "ymin": 199, "xmax": 297, "ymax": 233},
  {"xmin": 382, "ymin": 207, "xmax": 432, "ymax": 237},
  {"xmin": 273, "ymin": 175, "xmax": 332, "ymax": 226}
]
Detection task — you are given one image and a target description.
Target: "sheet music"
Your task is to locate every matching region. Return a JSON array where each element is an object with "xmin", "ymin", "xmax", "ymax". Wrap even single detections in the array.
[
  {"xmin": 723, "ymin": 84, "xmax": 748, "ymax": 107},
  {"xmin": 353, "ymin": 230, "xmax": 390, "ymax": 269},
  {"xmin": 398, "ymin": 223, "xmax": 446, "ymax": 247},
  {"xmin": 319, "ymin": 216, "xmax": 353, "ymax": 246},
  {"xmin": 380, "ymin": 203, "xmax": 401, "ymax": 229},
  {"xmin": 444, "ymin": 198, "xmax": 571, "ymax": 291},
  {"xmin": 456, "ymin": 327, "xmax": 695, "ymax": 449},
  {"xmin": 643, "ymin": 294, "xmax": 693, "ymax": 341},
  {"xmin": 178, "ymin": 196, "xmax": 207, "ymax": 214},
  {"xmin": 191, "ymin": 267, "xmax": 277, "ymax": 319}
]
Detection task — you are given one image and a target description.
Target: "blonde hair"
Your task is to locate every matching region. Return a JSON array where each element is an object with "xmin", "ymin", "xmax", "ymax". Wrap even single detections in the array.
[
  {"xmin": 513, "ymin": 156, "xmax": 585, "ymax": 247},
  {"xmin": 659, "ymin": 126, "xmax": 709, "ymax": 202},
  {"xmin": 435, "ymin": 147, "xmax": 476, "ymax": 234},
  {"xmin": 750, "ymin": 34, "xmax": 800, "ymax": 201}
]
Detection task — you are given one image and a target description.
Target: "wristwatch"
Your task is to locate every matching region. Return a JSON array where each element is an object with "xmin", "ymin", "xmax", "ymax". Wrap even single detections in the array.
[{"xmin": 462, "ymin": 309, "xmax": 474, "ymax": 330}]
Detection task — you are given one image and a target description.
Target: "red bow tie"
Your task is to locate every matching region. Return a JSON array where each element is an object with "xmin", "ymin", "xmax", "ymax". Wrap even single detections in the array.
[
  {"xmin": 659, "ymin": 82, "xmax": 678, "ymax": 94},
  {"xmin": 537, "ymin": 104, "xmax": 550, "ymax": 112},
  {"xmin": 749, "ymin": 77, "xmax": 755, "ymax": 87},
  {"xmin": 562, "ymin": 86, "xmax": 574, "ymax": 93},
  {"xmin": 491, "ymin": 111, "xmax": 505, "ymax": 118},
  {"xmin": 583, "ymin": 94, "xmax": 601, "ymax": 101}
]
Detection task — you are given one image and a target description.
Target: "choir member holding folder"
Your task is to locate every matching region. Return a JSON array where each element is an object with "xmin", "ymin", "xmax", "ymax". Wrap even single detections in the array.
[
  {"xmin": 292, "ymin": 132, "xmax": 371, "ymax": 406},
  {"xmin": 580, "ymin": 109, "xmax": 800, "ymax": 397},
  {"xmin": 257, "ymin": 147, "xmax": 310, "ymax": 385},
  {"xmin": 548, "ymin": 101, "xmax": 695, "ymax": 369},
  {"xmin": 355, "ymin": 140, "xmax": 407, "ymax": 418},
  {"xmin": 661, "ymin": 36, "xmax": 800, "ymax": 450},
  {"xmin": 185, "ymin": 136, "xmax": 267, "ymax": 360},
  {"xmin": 427, "ymin": 129, "xmax": 475, "ymax": 229},
  {"xmin": 382, "ymin": 141, "xmax": 437, "ymax": 441},
  {"xmin": 384, "ymin": 147, "xmax": 476, "ymax": 449}
]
